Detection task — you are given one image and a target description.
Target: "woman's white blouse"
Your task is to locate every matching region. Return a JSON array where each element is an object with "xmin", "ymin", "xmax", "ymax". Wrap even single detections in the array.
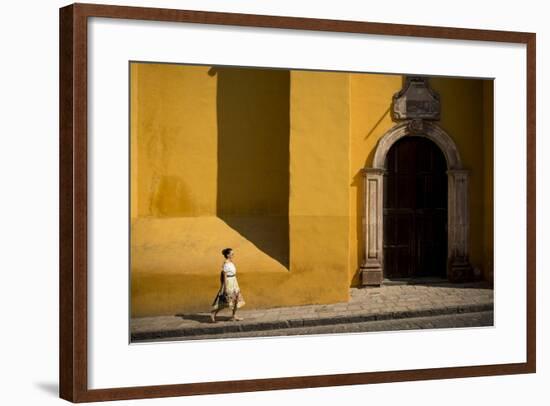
[{"xmin": 222, "ymin": 261, "xmax": 236, "ymax": 276}]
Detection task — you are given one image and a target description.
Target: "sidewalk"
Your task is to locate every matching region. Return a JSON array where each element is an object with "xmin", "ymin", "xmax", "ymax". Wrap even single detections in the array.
[{"xmin": 131, "ymin": 280, "xmax": 493, "ymax": 342}]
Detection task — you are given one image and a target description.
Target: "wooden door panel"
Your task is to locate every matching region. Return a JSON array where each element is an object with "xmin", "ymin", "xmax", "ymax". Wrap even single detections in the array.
[
  {"xmin": 383, "ymin": 136, "xmax": 447, "ymax": 279},
  {"xmin": 384, "ymin": 212, "xmax": 414, "ymax": 278}
]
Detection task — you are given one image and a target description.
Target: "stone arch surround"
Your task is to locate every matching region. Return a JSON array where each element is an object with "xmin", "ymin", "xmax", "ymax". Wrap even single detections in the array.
[{"xmin": 360, "ymin": 120, "xmax": 473, "ymax": 285}]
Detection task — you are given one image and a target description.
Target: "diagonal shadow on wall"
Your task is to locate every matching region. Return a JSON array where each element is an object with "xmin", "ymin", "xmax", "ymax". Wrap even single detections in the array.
[{"xmin": 213, "ymin": 66, "xmax": 290, "ymax": 269}]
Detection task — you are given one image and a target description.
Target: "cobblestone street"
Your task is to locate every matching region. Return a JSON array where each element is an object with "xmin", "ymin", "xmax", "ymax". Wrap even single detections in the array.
[{"xmin": 131, "ymin": 280, "xmax": 493, "ymax": 342}]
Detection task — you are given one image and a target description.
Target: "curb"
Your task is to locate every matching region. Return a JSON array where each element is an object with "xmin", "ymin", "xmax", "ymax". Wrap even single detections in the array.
[{"xmin": 131, "ymin": 302, "xmax": 493, "ymax": 341}]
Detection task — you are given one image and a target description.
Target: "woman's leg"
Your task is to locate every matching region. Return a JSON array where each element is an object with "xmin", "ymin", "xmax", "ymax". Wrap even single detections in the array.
[
  {"xmin": 230, "ymin": 306, "xmax": 243, "ymax": 321},
  {"xmin": 210, "ymin": 308, "xmax": 220, "ymax": 322}
]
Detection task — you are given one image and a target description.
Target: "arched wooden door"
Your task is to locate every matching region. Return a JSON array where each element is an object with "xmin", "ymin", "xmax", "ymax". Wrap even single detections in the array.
[{"xmin": 383, "ymin": 136, "xmax": 448, "ymax": 279}]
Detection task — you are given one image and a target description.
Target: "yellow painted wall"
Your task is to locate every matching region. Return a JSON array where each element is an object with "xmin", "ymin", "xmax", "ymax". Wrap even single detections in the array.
[
  {"xmin": 131, "ymin": 63, "xmax": 290, "ymax": 219},
  {"xmin": 215, "ymin": 67, "xmax": 290, "ymax": 217},
  {"xmin": 132, "ymin": 63, "xmax": 218, "ymax": 218},
  {"xmin": 130, "ymin": 64, "xmax": 139, "ymax": 221},
  {"xmin": 288, "ymin": 70, "xmax": 351, "ymax": 305},
  {"xmin": 131, "ymin": 64, "xmax": 351, "ymax": 316},
  {"xmin": 132, "ymin": 63, "xmax": 291, "ymax": 219}
]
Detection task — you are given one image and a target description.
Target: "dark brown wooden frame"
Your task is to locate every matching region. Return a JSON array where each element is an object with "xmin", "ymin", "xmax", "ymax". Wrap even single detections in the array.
[{"xmin": 59, "ymin": 2, "xmax": 536, "ymax": 402}]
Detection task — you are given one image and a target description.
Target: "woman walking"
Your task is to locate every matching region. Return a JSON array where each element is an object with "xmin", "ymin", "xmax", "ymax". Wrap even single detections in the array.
[{"xmin": 210, "ymin": 248, "xmax": 245, "ymax": 323}]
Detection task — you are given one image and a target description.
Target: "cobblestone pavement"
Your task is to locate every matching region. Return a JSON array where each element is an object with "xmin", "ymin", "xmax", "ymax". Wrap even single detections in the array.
[
  {"xmin": 144, "ymin": 311, "xmax": 494, "ymax": 342},
  {"xmin": 131, "ymin": 280, "xmax": 493, "ymax": 342}
]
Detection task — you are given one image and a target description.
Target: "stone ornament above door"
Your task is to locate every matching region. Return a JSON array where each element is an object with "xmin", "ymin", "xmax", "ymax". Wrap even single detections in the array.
[{"xmin": 392, "ymin": 76, "xmax": 441, "ymax": 121}]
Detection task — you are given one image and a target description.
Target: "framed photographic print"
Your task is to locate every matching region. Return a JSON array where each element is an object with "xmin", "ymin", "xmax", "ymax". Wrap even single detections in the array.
[{"xmin": 59, "ymin": 2, "xmax": 536, "ymax": 402}]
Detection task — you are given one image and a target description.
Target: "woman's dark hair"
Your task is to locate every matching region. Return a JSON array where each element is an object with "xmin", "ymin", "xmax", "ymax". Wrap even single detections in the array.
[{"xmin": 221, "ymin": 248, "xmax": 233, "ymax": 258}]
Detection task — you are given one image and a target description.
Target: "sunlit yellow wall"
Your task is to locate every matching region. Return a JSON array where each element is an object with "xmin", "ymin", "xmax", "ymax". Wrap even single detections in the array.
[
  {"xmin": 132, "ymin": 63, "xmax": 218, "ymax": 218},
  {"xmin": 348, "ymin": 74, "xmax": 494, "ymax": 285},
  {"xmin": 130, "ymin": 65, "xmax": 139, "ymax": 221},
  {"xmin": 288, "ymin": 70, "xmax": 351, "ymax": 305}
]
